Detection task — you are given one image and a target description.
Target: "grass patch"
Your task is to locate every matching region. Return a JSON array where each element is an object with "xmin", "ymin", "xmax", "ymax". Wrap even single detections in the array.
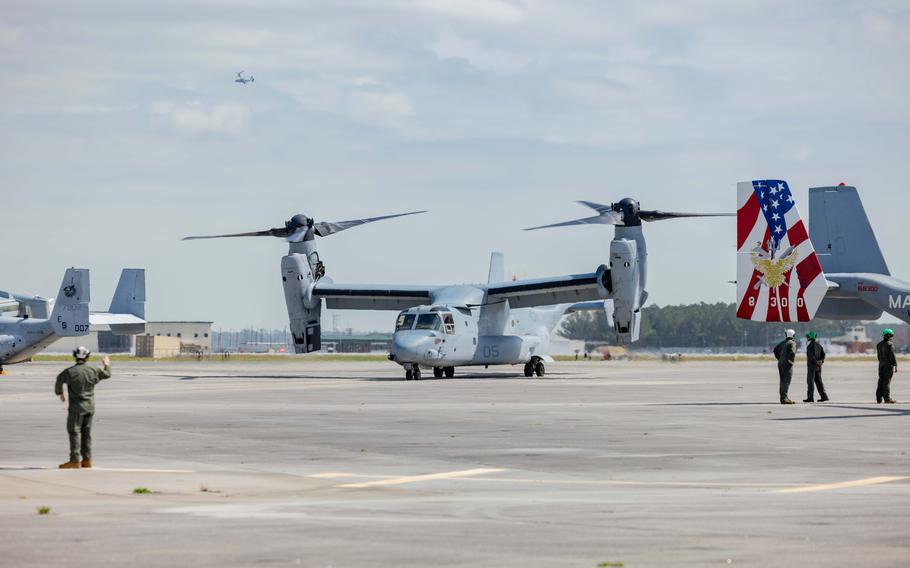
[
  {"xmin": 597, "ymin": 562, "xmax": 625, "ymax": 567},
  {"xmin": 36, "ymin": 506, "xmax": 51, "ymax": 515},
  {"xmin": 132, "ymin": 487, "xmax": 151, "ymax": 495}
]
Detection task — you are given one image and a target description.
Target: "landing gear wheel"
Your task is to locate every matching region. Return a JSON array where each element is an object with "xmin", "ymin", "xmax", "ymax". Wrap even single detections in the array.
[
  {"xmin": 534, "ymin": 361, "xmax": 545, "ymax": 377},
  {"xmin": 413, "ymin": 367, "xmax": 422, "ymax": 380},
  {"xmin": 405, "ymin": 369, "xmax": 413, "ymax": 381},
  {"xmin": 433, "ymin": 367, "xmax": 444, "ymax": 378},
  {"xmin": 523, "ymin": 362, "xmax": 534, "ymax": 377},
  {"xmin": 444, "ymin": 366, "xmax": 455, "ymax": 378}
]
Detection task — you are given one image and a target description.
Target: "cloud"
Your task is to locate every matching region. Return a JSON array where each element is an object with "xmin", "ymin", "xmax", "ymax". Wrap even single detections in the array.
[
  {"xmin": 412, "ymin": 0, "xmax": 524, "ymax": 24},
  {"xmin": 0, "ymin": 22, "xmax": 20, "ymax": 47},
  {"xmin": 428, "ymin": 32, "xmax": 530, "ymax": 73},
  {"xmin": 350, "ymin": 91, "xmax": 414, "ymax": 117},
  {"xmin": 150, "ymin": 100, "xmax": 251, "ymax": 135}
]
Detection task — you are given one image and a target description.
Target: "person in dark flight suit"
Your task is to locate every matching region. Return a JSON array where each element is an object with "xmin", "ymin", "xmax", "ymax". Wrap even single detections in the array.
[
  {"xmin": 773, "ymin": 329, "xmax": 797, "ymax": 404},
  {"xmin": 54, "ymin": 347, "xmax": 112, "ymax": 469},
  {"xmin": 876, "ymin": 329, "xmax": 898, "ymax": 404},
  {"xmin": 803, "ymin": 331, "xmax": 828, "ymax": 403}
]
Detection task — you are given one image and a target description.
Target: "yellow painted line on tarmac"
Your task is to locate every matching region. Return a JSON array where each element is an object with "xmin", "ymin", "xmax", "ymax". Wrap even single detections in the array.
[
  {"xmin": 338, "ymin": 468, "xmax": 506, "ymax": 488},
  {"xmin": 776, "ymin": 476, "xmax": 908, "ymax": 494}
]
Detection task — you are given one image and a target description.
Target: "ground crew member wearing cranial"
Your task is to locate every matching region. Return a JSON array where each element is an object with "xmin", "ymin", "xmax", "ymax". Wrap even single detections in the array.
[
  {"xmin": 803, "ymin": 331, "xmax": 828, "ymax": 403},
  {"xmin": 54, "ymin": 347, "xmax": 112, "ymax": 469},
  {"xmin": 876, "ymin": 329, "xmax": 898, "ymax": 404},
  {"xmin": 773, "ymin": 329, "xmax": 797, "ymax": 404}
]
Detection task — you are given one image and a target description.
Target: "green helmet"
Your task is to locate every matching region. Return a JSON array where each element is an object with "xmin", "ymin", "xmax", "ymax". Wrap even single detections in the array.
[
  {"xmin": 883, "ymin": 328, "xmax": 895, "ymax": 338},
  {"xmin": 806, "ymin": 331, "xmax": 817, "ymax": 340}
]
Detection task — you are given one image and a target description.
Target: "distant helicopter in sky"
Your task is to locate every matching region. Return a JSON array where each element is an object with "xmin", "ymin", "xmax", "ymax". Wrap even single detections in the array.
[{"xmin": 234, "ymin": 71, "xmax": 254, "ymax": 84}]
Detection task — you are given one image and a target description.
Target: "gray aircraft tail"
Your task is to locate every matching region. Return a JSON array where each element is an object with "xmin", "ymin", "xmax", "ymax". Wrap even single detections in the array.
[
  {"xmin": 809, "ymin": 185, "xmax": 890, "ymax": 320},
  {"xmin": 89, "ymin": 269, "xmax": 147, "ymax": 335},
  {"xmin": 109, "ymin": 268, "xmax": 146, "ymax": 318},
  {"xmin": 809, "ymin": 185, "xmax": 889, "ymax": 275},
  {"xmin": 49, "ymin": 268, "xmax": 91, "ymax": 337},
  {"xmin": 488, "ymin": 252, "xmax": 506, "ymax": 284}
]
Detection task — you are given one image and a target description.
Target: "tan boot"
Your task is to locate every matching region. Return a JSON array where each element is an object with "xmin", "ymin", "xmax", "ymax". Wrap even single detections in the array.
[
  {"xmin": 81, "ymin": 460, "xmax": 92, "ymax": 468},
  {"xmin": 59, "ymin": 461, "xmax": 81, "ymax": 469}
]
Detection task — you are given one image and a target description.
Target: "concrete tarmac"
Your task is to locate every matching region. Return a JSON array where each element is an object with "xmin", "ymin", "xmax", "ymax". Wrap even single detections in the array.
[{"xmin": 0, "ymin": 359, "xmax": 908, "ymax": 567}]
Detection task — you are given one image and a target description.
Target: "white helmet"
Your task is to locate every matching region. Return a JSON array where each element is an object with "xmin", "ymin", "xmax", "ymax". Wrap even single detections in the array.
[
  {"xmin": 785, "ymin": 329, "xmax": 796, "ymax": 338},
  {"xmin": 73, "ymin": 346, "xmax": 91, "ymax": 360}
]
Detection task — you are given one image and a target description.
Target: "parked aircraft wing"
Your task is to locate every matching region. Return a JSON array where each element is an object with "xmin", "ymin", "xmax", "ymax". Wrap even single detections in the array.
[
  {"xmin": 736, "ymin": 180, "xmax": 826, "ymax": 322},
  {"xmin": 312, "ymin": 282, "xmax": 438, "ymax": 311},
  {"xmin": 487, "ymin": 266, "xmax": 611, "ymax": 309}
]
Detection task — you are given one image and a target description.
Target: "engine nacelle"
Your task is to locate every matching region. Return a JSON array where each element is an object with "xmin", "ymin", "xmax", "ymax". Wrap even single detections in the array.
[
  {"xmin": 281, "ymin": 252, "xmax": 322, "ymax": 354},
  {"xmin": 609, "ymin": 238, "xmax": 641, "ymax": 343}
]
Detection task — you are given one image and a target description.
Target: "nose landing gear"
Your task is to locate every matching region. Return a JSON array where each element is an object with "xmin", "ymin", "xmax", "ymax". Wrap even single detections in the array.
[
  {"xmin": 523, "ymin": 357, "xmax": 545, "ymax": 378},
  {"xmin": 405, "ymin": 367, "xmax": 421, "ymax": 380}
]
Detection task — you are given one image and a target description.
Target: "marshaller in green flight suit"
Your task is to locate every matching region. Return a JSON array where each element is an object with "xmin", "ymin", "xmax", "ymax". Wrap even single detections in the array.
[
  {"xmin": 773, "ymin": 329, "xmax": 797, "ymax": 404},
  {"xmin": 54, "ymin": 347, "xmax": 112, "ymax": 469}
]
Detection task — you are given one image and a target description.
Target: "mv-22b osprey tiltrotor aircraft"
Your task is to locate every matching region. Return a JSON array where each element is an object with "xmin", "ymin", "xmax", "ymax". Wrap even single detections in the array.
[
  {"xmin": 736, "ymin": 179, "xmax": 910, "ymax": 325},
  {"xmin": 0, "ymin": 269, "xmax": 146, "ymax": 374},
  {"xmin": 185, "ymin": 200, "xmax": 730, "ymax": 379}
]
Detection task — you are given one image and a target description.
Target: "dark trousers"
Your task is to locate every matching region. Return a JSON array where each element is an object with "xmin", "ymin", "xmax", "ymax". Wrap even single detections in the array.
[
  {"xmin": 807, "ymin": 366, "xmax": 827, "ymax": 400},
  {"xmin": 778, "ymin": 364, "xmax": 793, "ymax": 401},
  {"xmin": 877, "ymin": 366, "xmax": 895, "ymax": 402},
  {"xmin": 67, "ymin": 411, "xmax": 93, "ymax": 462}
]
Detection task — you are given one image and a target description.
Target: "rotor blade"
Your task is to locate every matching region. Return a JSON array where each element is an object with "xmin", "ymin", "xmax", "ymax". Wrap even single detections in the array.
[
  {"xmin": 639, "ymin": 210, "xmax": 735, "ymax": 222},
  {"xmin": 524, "ymin": 214, "xmax": 623, "ymax": 231},
  {"xmin": 182, "ymin": 227, "xmax": 287, "ymax": 241},
  {"xmin": 576, "ymin": 200, "xmax": 614, "ymax": 215},
  {"xmin": 313, "ymin": 210, "xmax": 426, "ymax": 237}
]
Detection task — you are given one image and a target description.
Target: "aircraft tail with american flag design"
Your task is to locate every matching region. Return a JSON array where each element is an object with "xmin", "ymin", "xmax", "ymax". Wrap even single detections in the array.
[{"xmin": 736, "ymin": 180, "xmax": 827, "ymax": 322}]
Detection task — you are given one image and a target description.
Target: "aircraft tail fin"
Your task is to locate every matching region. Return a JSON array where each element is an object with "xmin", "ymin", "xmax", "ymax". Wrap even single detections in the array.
[
  {"xmin": 109, "ymin": 269, "xmax": 146, "ymax": 318},
  {"xmin": 487, "ymin": 252, "xmax": 505, "ymax": 284},
  {"xmin": 736, "ymin": 180, "xmax": 826, "ymax": 322},
  {"xmin": 808, "ymin": 185, "xmax": 889, "ymax": 275},
  {"xmin": 89, "ymin": 269, "xmax": 146, "ymax": 334},
  {"xmin": 50, "ymin": 268, "xmax": 91, "ymax": 337}
]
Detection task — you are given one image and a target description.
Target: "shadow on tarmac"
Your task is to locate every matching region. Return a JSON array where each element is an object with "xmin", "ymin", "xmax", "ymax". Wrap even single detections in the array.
[
  {"xmin": 772, "ymin": 404, "xmax": 910, "ymax": 420},
  {"xmin": 167, "ymin": 373, "xmax": 534, "ymax": 382}
]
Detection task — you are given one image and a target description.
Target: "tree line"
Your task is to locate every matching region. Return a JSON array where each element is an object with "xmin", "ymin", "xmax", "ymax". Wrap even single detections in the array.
[{"xmin": 559, "ymin": 302, "xmax": 858, "ymax": 348}]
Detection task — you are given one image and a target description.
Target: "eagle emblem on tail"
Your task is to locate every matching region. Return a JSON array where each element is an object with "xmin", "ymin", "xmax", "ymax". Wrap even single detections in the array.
[{"xmin": 750, "ymin": 245, "xmax": 798, "ymax": 289}]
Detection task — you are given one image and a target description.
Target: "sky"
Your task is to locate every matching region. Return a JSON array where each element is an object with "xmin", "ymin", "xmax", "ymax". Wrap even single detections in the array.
[{"xmin": 1, "ymin": 0, "xmax": 908, "ymax": 331}]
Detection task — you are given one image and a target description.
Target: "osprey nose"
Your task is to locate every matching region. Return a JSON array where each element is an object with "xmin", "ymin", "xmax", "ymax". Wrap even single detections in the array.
[{"xmin": 392, "ymin": 333, "xmax": 432, "ymax": 361}]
